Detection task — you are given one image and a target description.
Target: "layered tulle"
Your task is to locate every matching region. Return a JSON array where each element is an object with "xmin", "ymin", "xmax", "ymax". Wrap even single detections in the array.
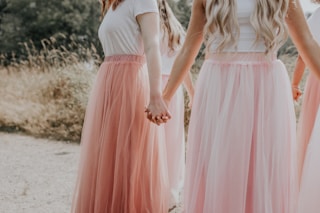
[
  {"xmin": 183, "ymin": 53, "xmax": 298, "ymax": 213},
  {"xmin": 71, "ymin": 55, "xmax": 169, "ymax": 213},
  {"xmin": 162, "ymin": 75, "xmax": 185, "ymax": 207},
  {"xmin": 298, "ymin": 108, "xmax": 320, "ymax": 213},
  {"xmin": 297, "ymin": 72, "xmax": 320, "ymax": 184}
]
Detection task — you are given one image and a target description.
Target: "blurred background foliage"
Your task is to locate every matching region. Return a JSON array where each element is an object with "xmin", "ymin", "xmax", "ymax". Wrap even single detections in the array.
[{"xmin": 0, "ymin": 0, "xmax": 101, "ymax": 64}]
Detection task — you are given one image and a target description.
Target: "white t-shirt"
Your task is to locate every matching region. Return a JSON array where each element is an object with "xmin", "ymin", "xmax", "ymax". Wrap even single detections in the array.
[
  {"xmin": 308, "ymin": 7, "xmax": 320, "ymax": 43},
  {"xmin": 98, "ymin": 0, "xmax": 158, "ymax": 56}
]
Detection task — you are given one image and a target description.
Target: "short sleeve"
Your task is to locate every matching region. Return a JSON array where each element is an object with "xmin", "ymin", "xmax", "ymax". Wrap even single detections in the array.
[
  {"xmin": 133, "ymin": 0, "xmax": 158, "ymax": 17},
  {"xmin": 307, "ymin": 8, "xmax": 320, "ymax": 41}
]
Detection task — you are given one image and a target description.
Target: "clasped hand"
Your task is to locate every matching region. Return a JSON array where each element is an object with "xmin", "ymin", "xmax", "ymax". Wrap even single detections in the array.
[
  {"xmin": 292, "ymin": 86, "xmax": 302, "ymax": 101},
  {"xmin": 145, "ymin": 96, "xmax": 171, "ymax": 125}
]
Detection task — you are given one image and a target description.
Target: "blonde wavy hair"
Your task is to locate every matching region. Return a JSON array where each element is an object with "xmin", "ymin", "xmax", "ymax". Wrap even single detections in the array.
[
  {"xmin": 158, "ymin": 0, "xmax": 186, "ymax": 52},
  {"xmin": 204, "ymin": 0, "xmax": 289, "ymax": 54}
]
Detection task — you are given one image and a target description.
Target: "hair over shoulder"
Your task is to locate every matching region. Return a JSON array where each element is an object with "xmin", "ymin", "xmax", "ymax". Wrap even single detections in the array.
[{"xmin": 204, "ymin": 0, "xmax": 289, "ymax": 54}]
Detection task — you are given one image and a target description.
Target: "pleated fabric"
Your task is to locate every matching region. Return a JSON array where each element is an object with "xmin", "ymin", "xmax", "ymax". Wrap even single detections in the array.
[
  {"xmin": 296, "ymin": 72, "xmax": 320, "ymax": 185},
  {"xmin": 71, "ymin": 55, "xmax": 169, "ymax": 213},
  {"xmin": 183, "ymin": 53, "xmax": 298, "ymax": 213},
  {"xmin": 298, "ymin": 107, "xmax": 320, "ymax": 213},
  {"xmin": 162, "ymin": 75, "xmax": 185, "ymax": 207}
]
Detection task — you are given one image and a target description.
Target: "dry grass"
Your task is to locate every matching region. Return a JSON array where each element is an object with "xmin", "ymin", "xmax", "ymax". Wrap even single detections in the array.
[
  {"xmin": 0, "ymin": 65, "xmax": 96, "ymax": 142},
  {"xmin": 0, "ymin": 39, "xmax": 309, "ymax": 142},
  {"xmin": 1, "ymin": 34, "xmax": 101, "ymax": 71},
  {"xmin": 0, "ymin": 37, "xmax": 99, "ymax": 142}
]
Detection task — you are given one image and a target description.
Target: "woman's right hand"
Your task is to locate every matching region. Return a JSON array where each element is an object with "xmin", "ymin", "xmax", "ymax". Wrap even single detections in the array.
[{"xmin": 292, "ymin": 86, "xmax": 302, "ymax": 101}]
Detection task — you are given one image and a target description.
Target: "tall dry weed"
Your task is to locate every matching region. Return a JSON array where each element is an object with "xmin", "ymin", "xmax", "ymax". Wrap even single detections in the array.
[
  {"xmin": 0, "ymin": 35, "xmax": 100, "ymax": 142},
  {"xmin": 0, "ymin": 64, "xmax": 97, "ymax": 142}
]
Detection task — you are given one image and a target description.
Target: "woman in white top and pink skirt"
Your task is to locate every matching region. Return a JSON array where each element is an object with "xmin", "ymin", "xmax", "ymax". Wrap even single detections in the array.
[
  {"xmin": 147, "ymin": 0, "xmax": 320, "ymax": 212},
  {"xmin": 71, "ymin": 0, "xmax": 171, "ymax": 212}
]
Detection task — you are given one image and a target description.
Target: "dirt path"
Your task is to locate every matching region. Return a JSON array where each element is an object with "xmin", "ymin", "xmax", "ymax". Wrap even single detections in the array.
[
  {"xmin": 0, "ymin": 133, "xmax": 79, "ymax": 213},
  {"xmin": 0, "ymin": 133, "xmax": 182, "ymax": 213}
]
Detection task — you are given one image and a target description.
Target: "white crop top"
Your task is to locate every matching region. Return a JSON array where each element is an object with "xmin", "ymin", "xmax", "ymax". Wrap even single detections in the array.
[
  {"xmin": 98, "ymin": 0, "xmax": 158, "ymax": 56},
  {"xmin": 209, "ymin": 0, "xmax": 266, "ymax": 53}
]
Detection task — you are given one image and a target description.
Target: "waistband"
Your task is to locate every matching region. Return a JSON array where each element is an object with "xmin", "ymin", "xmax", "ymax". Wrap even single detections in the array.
[
  {"xmin": 104, "ymin": 55, "xmax": 146, "ymax": 63},
  {"xmin": 205, "ymin": 53, "xmax": 277, "ymax": 64}
]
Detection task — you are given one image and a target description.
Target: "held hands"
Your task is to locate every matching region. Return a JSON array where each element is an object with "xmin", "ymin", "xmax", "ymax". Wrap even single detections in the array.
[
  {"xmin": 145, "ymin": 95, "xmax": 171, "ymax": 125},
  {"xmin": 292, "ymin": 85, "xmax": 302, "ymax": 101}
]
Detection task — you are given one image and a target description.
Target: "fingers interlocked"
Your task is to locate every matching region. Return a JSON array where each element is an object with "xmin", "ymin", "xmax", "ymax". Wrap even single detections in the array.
[{"xmin": 145, "ymin": 108, "xmax": 171, "ymax": 125}]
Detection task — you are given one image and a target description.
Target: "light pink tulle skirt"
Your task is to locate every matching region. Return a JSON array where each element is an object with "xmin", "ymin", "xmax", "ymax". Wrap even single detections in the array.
[
  {"xmin": 298, "ymin": 107, "xmax": 320, "ymax": 213},
  {"xmin": 297, "ymin": 72, "xmax": 320, "ymax": 184},
  {"xmin": 162, "ymin": 75, "xmax": 185, "ymax": 207},
  {"xmin": 183, "ymin": 53, "xmax": 298, "ymax": 213},
  {"xmin": 71, "ymin": 55, "xmax": 169, "ymax": 213}
]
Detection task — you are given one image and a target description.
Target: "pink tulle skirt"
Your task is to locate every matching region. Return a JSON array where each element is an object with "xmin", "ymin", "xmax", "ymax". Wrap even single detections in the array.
[
  {"xmin": 183, "ymin": 53, "xmax": 298, "ymax": 213},
  {"xmin": 162, "ymin": 75, "xmax": 185, "ymax": 207},
  {"xmin": 298, "ymin": 107, "xmax": 320, "ymax": 213},
  {"xmin": 71, "ymin": 55, "xmax": 169, "ymax": 213},
  {"xmin": 297, "ymin": 72, "xmax": 320, "ymax": 184}
]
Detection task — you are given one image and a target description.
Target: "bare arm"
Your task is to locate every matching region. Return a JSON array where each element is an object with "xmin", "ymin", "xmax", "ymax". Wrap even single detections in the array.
[
  {"xmin": 183, "ymin": 72, "xmax": 195, "ymax": 107},
  {"xmin": 137, "ymin": 12, "xmax": 170, "ymax": 124},
  {"xmin": 292, "ymin": 55, "xmax": 306, "ymax": 87},
  {"xmin": 291, "ymin": 55, "xmax": 304, "ymax": 101},
  {"xmin": 137, "ymin": 13, "xmax": 162, "ymax": 99},
  {"xmin": 286, "ymin": 0, "xmax": 320, "ymax": 79},
  {"xmin": 163, "ymin": 0, "xmax": 206, "ymax": 101}
]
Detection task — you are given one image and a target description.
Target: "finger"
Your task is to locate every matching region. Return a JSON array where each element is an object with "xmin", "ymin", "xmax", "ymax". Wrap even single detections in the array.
[
  {"xmin": 151, "ymin": 115, "xmax": 159, "ymax": 123},
  {"xmin": 159, "ymin": 112, "xmax": 169, "ymax": 120},
  {"xmin": 161, "ymin": 111, "xmax": 170, "ymax": 120},
  {"xmin": 160, "ymin": 111, "xmax": 170, "ymax": 120},
  {"xmin": 146, "ymin": 112, "xmax": 153, "ymax": 121},
  {"xmin": 154, "ymin": 118, "xmax": 164, "ymax": 125},
  {"xmin": 166, "ymin": 110, "xmax": 172, "ymax": 119}
]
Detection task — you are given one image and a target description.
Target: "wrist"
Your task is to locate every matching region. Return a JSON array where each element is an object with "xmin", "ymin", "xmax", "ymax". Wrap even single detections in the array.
[
  {"xmin": 189, "ymin": 88, "xmax": 195, "ymax": 97},
  {"xmin": 150, "ymin": 91, "xmax": 162, "ymax": 101},
  {"xmin": 291, "ymin": 82, "xmax": 299, "ymax": 87},
  {"xmin": 292, "ymin": 85, "xmax": 300, "ymax": 89},
  {"xmin": 162, "ymin": 93, "xmax": 171, "ymax": 103}
]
